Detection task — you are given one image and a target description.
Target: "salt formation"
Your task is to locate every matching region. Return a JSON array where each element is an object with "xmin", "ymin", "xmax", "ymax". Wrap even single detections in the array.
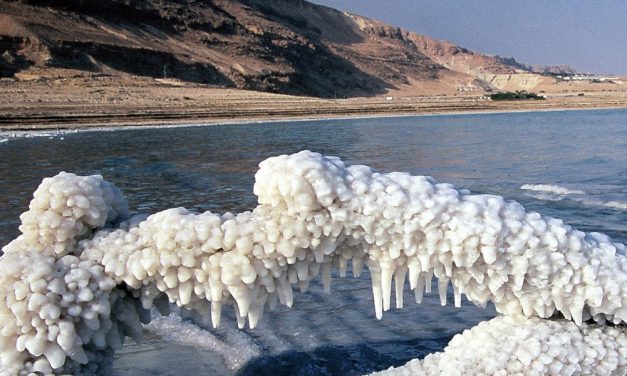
[
  {"xmin": 6, "ymin": 172, "xmax": 128, "ymax": 257},
  {"xmin": 0, "ymin": 173, "xmax": 145, "ymax": 375},
  {"xmin": 371, "ymin": 315, "xmax": 627, "ymax": 376},
  {"xmin": 1, "ymin": 151, "xmax": 626, "ymax": 374}
]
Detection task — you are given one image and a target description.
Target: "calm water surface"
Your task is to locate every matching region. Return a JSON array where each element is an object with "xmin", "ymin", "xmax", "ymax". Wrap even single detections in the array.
[{"xmin": 1, "ymin": 109, "xmax": 626, "ymax": 375}]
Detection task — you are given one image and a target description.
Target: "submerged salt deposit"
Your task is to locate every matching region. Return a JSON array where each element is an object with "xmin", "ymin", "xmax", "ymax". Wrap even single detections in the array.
[{"xmin": 1, "ymin": 151, "xmax": 626, "ymax": 375}]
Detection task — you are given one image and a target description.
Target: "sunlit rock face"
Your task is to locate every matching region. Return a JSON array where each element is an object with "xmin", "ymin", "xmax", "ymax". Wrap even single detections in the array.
[{"xmin": 1, "ymin": 151, "xmax": 626, "ymax": 375}]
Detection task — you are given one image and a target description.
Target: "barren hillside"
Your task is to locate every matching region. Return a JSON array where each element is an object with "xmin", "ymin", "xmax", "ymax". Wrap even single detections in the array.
[{"xmin": 1, "ymin": 0, "xmax": 576, "ymax": 97}]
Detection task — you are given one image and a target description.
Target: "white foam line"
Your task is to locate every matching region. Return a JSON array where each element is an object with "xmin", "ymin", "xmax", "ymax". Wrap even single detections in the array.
[
  {"xmin": 524, "ymin": 190, "xmax": 627, "ymax": 211},
  {"xmin": 604, "ymin": 201, "xmax": 627, "ymax": 210},
  {"xmin": 520, "ymin": 184, "xmax": 586, "ymax": 195}
]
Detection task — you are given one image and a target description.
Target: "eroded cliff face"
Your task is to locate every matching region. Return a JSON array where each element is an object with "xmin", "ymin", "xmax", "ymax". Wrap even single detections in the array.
[
  {"xmin": 348, "ymin": 14, "xmax": 517, "ymax": 77},
  {"xmin": 477, "ymin": 73, "xmax": 554, "ymax": 91},
  {"xmin": 495, "ymin": 56, "xmax": 577, "ymax": 75},
  {"xmin": 0, "ymin": 0, "xmax": 570, "ymax": 97}
]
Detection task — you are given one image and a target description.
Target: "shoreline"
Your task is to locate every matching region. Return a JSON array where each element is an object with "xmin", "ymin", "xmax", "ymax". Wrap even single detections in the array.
[
  {"xmin": 2, "ymin": 72, "xmax": 627, "ymax": 134},
  {"xmin": 2, "ymin": 100, "xmax": 627, "ymax": 137},
  {"xmin": 0, "ymin": 106, "xmax": 627, "ymax": 142}
]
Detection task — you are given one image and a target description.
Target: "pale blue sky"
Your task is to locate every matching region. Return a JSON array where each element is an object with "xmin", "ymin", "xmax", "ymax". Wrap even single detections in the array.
[{"xmin": 309, "ymin": 0, "xmax": 627, "ymax": 74}]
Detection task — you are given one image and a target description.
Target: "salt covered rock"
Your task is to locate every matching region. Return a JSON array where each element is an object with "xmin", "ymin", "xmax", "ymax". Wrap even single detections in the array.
[
  {"xmin": 370, "ymin": 315, "xmax": 627, "ymax": 376},
  {"xmin": 3, "ymin": 172, "xmax": 128, "ymax": 257},
  {"xmin": 1, "ymin": 151, "xmax": 626, "ymax": 374},
  {"xmin": 0, "ymin": 173, "xmax": 138, "ymax": 375}
]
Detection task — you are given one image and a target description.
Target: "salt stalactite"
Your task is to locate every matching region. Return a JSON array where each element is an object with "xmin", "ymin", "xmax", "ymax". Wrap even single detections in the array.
[
  {"xmin": 1, "ymin": 151, "xmax": 626, "ymax": 375},
  {"xmin": 370, "ymin": 315, "xmax": 627, "ymax": 376}
]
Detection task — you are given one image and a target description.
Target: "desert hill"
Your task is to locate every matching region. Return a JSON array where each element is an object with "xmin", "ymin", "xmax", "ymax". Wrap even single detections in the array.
[{"xmin": 1, "ymin": 0, "xmax": 578, "ymax": 97}]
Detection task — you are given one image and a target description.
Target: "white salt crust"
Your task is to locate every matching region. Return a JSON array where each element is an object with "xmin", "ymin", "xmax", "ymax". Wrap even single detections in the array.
[
  {"xmin": 0, "ymin": 173, "xmax": 140, "ymax": 375},
  {"xmin": 371, "ymin": 315, "xmax": 627, "ymax": 376},
  {"xmin": 1, "ymin": 151, "xmax": 626, "ymax": 375}
]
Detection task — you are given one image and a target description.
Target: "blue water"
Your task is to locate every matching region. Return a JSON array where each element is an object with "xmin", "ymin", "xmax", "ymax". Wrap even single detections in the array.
[{"xmin": 1, "ymin": 109, "xmax": 626, "ymax": 375}]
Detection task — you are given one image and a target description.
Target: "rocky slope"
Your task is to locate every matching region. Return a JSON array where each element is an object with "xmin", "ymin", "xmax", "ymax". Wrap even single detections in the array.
[
  {"xmin": 0, "ymin": 0, "xmax": 574, "ymax": 97},
  {"xmin": 494, "ymin": 56, "xmax": 576, "ymax": 76}
]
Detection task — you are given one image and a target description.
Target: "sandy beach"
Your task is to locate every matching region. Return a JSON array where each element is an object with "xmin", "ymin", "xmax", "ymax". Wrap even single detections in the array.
[{"xmin": 1, "ymin": 71, "xmax": 627, "ymax": 131}]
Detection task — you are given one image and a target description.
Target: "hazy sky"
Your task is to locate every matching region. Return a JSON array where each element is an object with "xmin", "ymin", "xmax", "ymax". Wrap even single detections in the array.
[{"xmin": 309, "ymin": 0, "xmax": 627, "ymax": 75}]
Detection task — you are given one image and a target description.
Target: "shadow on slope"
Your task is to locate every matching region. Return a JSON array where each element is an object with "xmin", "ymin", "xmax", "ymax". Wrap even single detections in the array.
[
  {"xmin": 49, "ymin": 42, "xmax": 234, "ymax": 86},
  {"xmin": 3, "ymin": 0, "xmax": 392, "ymax": 97}
]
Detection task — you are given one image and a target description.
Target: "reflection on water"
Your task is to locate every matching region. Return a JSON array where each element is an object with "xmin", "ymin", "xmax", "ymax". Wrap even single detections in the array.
[{"xmin": 1, "ymin": 109, "xmax": 626, "ymax": 374}]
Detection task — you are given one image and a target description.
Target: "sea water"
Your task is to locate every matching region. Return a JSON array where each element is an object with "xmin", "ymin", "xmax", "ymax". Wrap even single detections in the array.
[{"xmin": 1, "ymin": 109, "xmax": 626, "ymax": 375}]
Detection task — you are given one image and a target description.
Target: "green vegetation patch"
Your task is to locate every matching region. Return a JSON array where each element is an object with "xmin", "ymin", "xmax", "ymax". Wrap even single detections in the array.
[{"xmin": 489, "ymin": 91, "xmax": 546, "ymax": 101}]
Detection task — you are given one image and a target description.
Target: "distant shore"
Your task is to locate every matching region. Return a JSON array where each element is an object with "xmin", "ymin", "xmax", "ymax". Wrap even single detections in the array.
[
  {"xmin": 2, "ymin": 99, "xmax": 626, "ymax": 133},
  {"xmin": 1, "ymin": 74, "xmax": 627, "ymax": 132},
  {"xmin": 3, "ymin": 105, "xmax": 627, "ymax": 139}
]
